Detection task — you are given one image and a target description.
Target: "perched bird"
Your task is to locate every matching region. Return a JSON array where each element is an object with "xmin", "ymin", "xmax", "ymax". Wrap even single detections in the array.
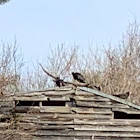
[
  {"xmin": 114, "ymin": 92, "xmax": 129, "ymax": 99},
  {"xmin": 55, "ymin": 77, "xmax": 66, "ymax": 87},
  {"xmin": 72, "ymin": 72, "xmax": 85, "ymax": 83},
  {"xmin": 93, "ymin": 85, "xmax": 101, "ymax": 91}
]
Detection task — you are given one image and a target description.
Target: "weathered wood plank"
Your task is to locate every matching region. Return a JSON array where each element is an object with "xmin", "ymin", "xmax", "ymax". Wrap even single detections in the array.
[
  {"xmin": 75, "ymin": 90, "xmax": 99, "ymax": 96},
  {"xmin": 74, "ymin": 138, "xmax": 91, "ymax": 140},
  {"xmin": 94, "ymin": 136, "xmax": 140, "ymax": 140},
  {"xmin": 40, "ymin": 107, "xmax": 71, "ymax": 113},
  {"xmin": 14, "ymin": 96, "xmax": 71, "ymax": 101},
  {"xmin": 37, "ymin": 114, "xmax": 112, "ymax": 120},
  {"xmin": 15, "ymin": 106, "xmax": 72, "ymax": 114},
  {"xmin": 15, "ymin": 106, "xmax": 40, "ymax": 113},
  {"xmin": 16, "ymin": 122, "xmax": 140, "ymax": 132},
  {"xmin": 31, "ymin": 130, "xmax": 140, "ymax": 137},
  {"xmin": 0, "ymin": 101, "xmax": 14, "ymax": 107},
  {"xmin": 38, "ymin": 124, "xmax": 74, "ymax": 130},
  {"xmin": 18, "ymin": 113, "xmax": 112, "ymax": 120},
  {"xmin": 78, "ymin": 87, "xmax": 140, "ymax": 110},
  {"xmin": 32, "ymin": 137, "xmax": 91, "ymax": 140},
  {"xmin": 74, "ymin": 125, "xmax": 140, "ymax": 132},
  {"xmin": 21, "ymin": 119, "xmax": 74, "ymax": 125},
  {"xmin": 33, "ymin": 137, "xmax": 73, "ymax": 140},
  {"xmin": 72, "ymin": 107, "xmax": 112, "ymax": 114},
  {"xmin": 112, "ymin": 108, "xmax": 140, "ymax": 114},
  {"xmin": 0, "ymin": 131, "xmax": 34, "ymax": 140},
  {"xmin": 16, "ymin": 123, "xmax": 37, "ymax": 130},
  {"xmin": 74, "ymin": 96, "xmax": 110, "ymax": 101},
  {"xmin": 29, "ymin": 123, "xmax": 140, "ymax": 132},
  {"xmin": 0, "ymin": 97, "xmax": 13, "ymax": 102},
  {"xmin": 74, "ymin": 119, "xmax": 140, "ymax": 126},
  {"xmin": 18, "ymin": 115, "xmax": 73, "ymax": 124},
  {"xmin": 0, "ymin": 107, "xmax": 13, "ymax": 113},
  {"xmin": 15, "ymin": 90, "xmax": 75, "ymax": 97},
  {"xmin": 47, "ymin": 96, "xmax": 71, "ymax": 101},
  {"xmin": 76, "ymin": 101, "xmax": 130, "ymax": 108},
  {"xmin": 76, "ymin": 101, "xmax": 112, "ymax": 105},
  {"xmin": 16, "ymin": 117, "xmax": 140, "ymax": 126}
]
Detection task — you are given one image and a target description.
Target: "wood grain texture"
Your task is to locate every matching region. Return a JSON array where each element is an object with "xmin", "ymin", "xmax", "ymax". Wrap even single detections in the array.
[{"xmin": 0, "ymin": 87, "xmax": 140, "ymax": 140}]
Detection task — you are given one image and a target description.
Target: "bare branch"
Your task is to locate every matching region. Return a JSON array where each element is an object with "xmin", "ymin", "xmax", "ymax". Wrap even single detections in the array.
[
  {"xmin": 39, "ymin": 63, "xmax": 56, "ymax": 79},
  {"xmin": 39, "ymin": 63, "xmax": 101, "ymax": 90}
]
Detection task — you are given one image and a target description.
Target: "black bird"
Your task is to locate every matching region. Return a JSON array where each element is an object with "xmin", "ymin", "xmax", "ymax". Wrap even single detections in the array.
[
  {"xmin": 72, "ymin": 72, "xmax": 85, "ymax": 83},
  {"xmin": 55, "ymin": 77, "xmax": 66, "ymax": 87},
  {"xmin": 114, "ymin": 92, "xmax": 129, "ymax": 99},
  {"xmin": 93, "ymin": 85, "xmax": 101, "ymax": 91}
]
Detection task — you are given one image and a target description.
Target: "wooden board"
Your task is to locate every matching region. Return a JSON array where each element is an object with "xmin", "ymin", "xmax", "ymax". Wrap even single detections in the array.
[
  {"xmin": 76, "ymin": 101, "xmax": 130, "ymax": 108},
  {"xmin": 74, "ymin": 119, "xmax": 140, "ymax": 126},
  {"xmin": 74, "ymin": 96, "xmax": 110, "ymax": 101},
  {"xmin": 30, "ymin": 130, "xmax": 140, "ymax": 137},
  {"xmin": 40, "ymin": 107, "xmax": 71, "ymax": 113},
  {"xmin": 18, "ymin": 113, "xmax": 112, "ymax": 120},
  {"xmin": 15, "ymin": 90, "xmax": 75, "ymax": 97}
]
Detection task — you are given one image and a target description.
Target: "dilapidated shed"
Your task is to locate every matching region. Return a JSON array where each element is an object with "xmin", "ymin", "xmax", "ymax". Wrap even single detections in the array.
[{"xmin": 1, "ymin": 86, "xmax": 140, "ymax": 140}]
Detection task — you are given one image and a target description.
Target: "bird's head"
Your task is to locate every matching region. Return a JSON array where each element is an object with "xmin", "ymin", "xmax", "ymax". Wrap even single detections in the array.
[{"xmin": 56, "ymin": 77, "xmax": 60, "ymax": 80}]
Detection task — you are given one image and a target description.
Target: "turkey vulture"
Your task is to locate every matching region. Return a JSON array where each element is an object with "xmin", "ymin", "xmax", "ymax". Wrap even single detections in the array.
[
  {"xmin": 114, "ymin": 92, "xmax": 129, "ymax": 99},
  {"xmin": 72, "ymin": 72, "xmax": 85, "ymax": 83},
  {"xmin": 55, "ymin": 77, "xmax": 66, "ymax": 87}
]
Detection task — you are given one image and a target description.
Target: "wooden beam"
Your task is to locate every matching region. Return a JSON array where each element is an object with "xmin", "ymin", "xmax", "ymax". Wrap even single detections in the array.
[{"xmin": 78, "ymin": 87, "xmax": 140, "ymax": 111}]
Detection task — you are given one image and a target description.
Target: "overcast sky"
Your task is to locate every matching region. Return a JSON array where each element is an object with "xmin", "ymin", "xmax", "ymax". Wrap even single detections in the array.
[{"xmin": 0, "ymin": 0, "xmax": 140, "ymax": 62}]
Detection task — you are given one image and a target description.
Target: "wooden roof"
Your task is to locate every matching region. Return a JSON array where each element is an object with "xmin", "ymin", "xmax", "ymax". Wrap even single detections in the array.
[
  {"xmin": 12, "ymin": 86, "xmax": 140, "ymax": 111},
  {"xmin": 1, "ymin": 86, "xmax": 140, "ymax": 139},
  {"xmin": 79, "ymin": 87, "xmax": 140, "ymax": 110}
]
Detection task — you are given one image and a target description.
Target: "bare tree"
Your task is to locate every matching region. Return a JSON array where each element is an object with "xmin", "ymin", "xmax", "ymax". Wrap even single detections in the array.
[
  {"xmin": 0, "ymin": 41, "xmax": 24, "ymax": 94},
  {"xmin": 82, "ymin": 21, "xmax": 140, "ymax": 104},
  {"xmin": 0, "ymin": 0, "xmax": 11, "ymax": 5},
  {"xmin": 1, "ymin": 21, "xmax": 139, "ymax": 105},
  {"xmin": 20, "ymin": 63, "xmax": 48, "ymax": 91},
  {"xmin": 44, "ymin": 44, "xmax": 78, "ymax": 82}
]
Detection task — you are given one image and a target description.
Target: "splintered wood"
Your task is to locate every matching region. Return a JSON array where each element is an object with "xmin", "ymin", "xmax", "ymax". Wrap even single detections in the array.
[{"xmin": 0, "ymin": 86, "xmax": 140, "ymax": 140}]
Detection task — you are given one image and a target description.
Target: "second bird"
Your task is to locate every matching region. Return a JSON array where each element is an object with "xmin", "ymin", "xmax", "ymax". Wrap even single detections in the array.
[{"xmin": 72, "ymin": 72, "xmax": 85, "ymax": 83}]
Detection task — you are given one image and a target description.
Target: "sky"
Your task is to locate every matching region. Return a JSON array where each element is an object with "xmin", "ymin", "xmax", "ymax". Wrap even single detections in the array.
[{"xmin": 0, "ymin": 0, "xmax": 140, "ymax": 62}]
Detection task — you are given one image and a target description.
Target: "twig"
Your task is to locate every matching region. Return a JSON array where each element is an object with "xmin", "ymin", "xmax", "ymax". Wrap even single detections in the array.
[
  {"xmin": 39, "ymin": 63, "xmax": 56, "ymax": 79},
  {"xmin": 39, "ymin": 63, "xmax": 100, "ymax": 90},
  {"xmin": 39, "ymin": 63, "xmax": 87, "ymax": 86}
]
